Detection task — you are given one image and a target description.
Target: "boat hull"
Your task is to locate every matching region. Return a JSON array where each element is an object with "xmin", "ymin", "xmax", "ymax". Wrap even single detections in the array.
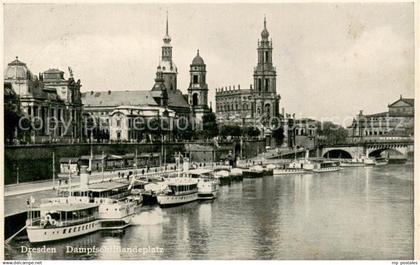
[
  {"xmin": 157, "ymin": 193, "xmax": 198, "ymax": 207},
  {"xmin": 27, "ymin": 220, "xmax": 101, "ymax": 243},
  {"xmin": 243, "ymin": 171, "xmax": 264, "ymax": 178},
  {"xmin": 142, "ymin": 192, "xmax": 158, "ymax": 205},
  {"xmin": 313, "ymin": 167, "xmax": 341, "ymax": 173},
  {"xmin": 217, "ymin": 176, "xmax": 232, "ymax": 185},
  {"xmin": 340, "ymin": 163, "xmax": 365, "ymax": 167},
  {"xmin": 273, "ymin": 169, "xmax": 307, "ymax": 175},
  {"xmin": 197, "ymin": 192, "xmax": 217, "ymax": 200}
]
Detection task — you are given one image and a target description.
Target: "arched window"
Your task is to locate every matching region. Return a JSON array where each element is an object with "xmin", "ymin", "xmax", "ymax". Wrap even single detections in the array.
[
  {"xmin": 243, "ymin": 103, "xmax": 248, "ymax": 110},
  {"xmin": 192, "ymin": 93, "xmax": 199, "ymax": 106},
  {"xmin": 264, "ymin": 103, "xmax": 271, "ymax": 116}
]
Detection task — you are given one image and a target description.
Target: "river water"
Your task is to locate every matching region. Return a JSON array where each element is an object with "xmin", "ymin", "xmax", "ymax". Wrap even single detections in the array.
[{"xmin": 6, "ymin": 163, "xmax": 413, "ymax": 260}]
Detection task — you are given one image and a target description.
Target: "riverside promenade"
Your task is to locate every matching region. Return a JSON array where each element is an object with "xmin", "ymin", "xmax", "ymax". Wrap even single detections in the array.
[
  {"xmin": 5, "ymin": 165, "xmax": 179, "ymax": 217},
  {"xmin": 4, "ymin": 161, "xmax": 233, "ymax": 217}
]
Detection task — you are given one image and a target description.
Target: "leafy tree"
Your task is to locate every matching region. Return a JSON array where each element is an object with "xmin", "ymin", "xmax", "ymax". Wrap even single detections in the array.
[
  {"xmin": 4, "ymin": 86, "xmax": 31, "ymax": 144},
  {"xmin": 242, "ymin": 126, "xmax": 260, "ymax": 137},
  {"xmin": 317, "ymin": 121, "xmax": 348, "ymax": 145},
  {"xmin": 271, "ymin": 126, "xmax": 284, "ymax": 146},
  {"xmin": 201, "ymin": 112, "xmax": 218, "ymax": 139},
  {"xmin": 219, "ymin": 125, "xmax": 242, "ymax": 137},
  {"xmin": 175, "ymin": 118, "xmax": 194, "ymax": 141}
]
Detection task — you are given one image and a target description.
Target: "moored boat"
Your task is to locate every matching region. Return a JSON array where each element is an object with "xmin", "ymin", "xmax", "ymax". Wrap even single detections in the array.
[
  {"xmin": 312, "ymin": 160, "xmax": 341, "ymax": 173},
  {"xmin": 197, "ymin": 178, "xmax": 218, "ymax": 200},
  {"xmin": 339, "ymin": 158, "xmax": 365, "ymax": 167},
  {"xmin": 263, "ymin": 164, "xmax": 276, "ymax": 176},
  {"xmin": 26, "ymin": 200, "xmax": 101, "ymax": 243},
  {"xmin": 157, "ymin": 178, "xmax": 198, "ymax": 207},
  {"xmin": 230, "ymin": 168, "xmax": 243, "ymax": 181},
  {"xmin": 214, "ymin": 170, "xmax": 231, "ymax": 185},
  {"xmin": 273, "ymin": 168, "xmax": 307, "ymax": 175},
  {"xmin": 243, "ymin": 165, "xmax": 264, "ymax": 178},
  {"xmin": 362, "ymin": 157, "xmax": 376, "ymax": 166},
  {"xmin": 374, "ymin": 157, "xmax": 389, "ymax": 166}
]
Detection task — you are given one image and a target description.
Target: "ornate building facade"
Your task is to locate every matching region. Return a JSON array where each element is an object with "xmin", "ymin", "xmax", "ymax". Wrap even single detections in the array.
[
  {"xmin": 348, "ymin": 95, "xmax": 414, "ymax": 140},
  {"xmin": 4, "ymin": 57, "xmax": 83, "ymax": 143},
  {"xmin": 215, "ymin": 17, "xmax": 280, "ymax": 128},
  {"xmin": 82, "ymin": 13, "xmax": 211, "ymax": 142}
]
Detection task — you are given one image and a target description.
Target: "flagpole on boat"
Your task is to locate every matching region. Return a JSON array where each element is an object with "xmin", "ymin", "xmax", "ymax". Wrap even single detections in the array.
[{"xmin": 52, "ymin": 152, "xmax": 56, "ymax": 190}]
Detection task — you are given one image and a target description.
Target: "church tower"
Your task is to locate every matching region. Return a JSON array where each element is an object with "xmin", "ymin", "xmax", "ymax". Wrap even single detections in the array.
[
  {"xmin": 188, "ymin": 49, "xmax": 209, "ymax": 123},
  {"xmin": 253, "ymin": 16, "xmax": 279, "ymax": 124},
  {"xmin": 151, "ymin": 66, "xmax": 168, "ymax": 107},
  {"xmin": 158, "ymin": 12, "xmax": 178, "ymax": 93}
]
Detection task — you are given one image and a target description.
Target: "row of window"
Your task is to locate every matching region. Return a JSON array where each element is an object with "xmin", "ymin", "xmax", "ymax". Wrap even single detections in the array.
[
  {"xmin": 26, "ymin": 106, "xmax": 78, "ymax": 120},
  {"xmin": 45, "ymin": 222, "xmax": 97, "ymax": 236},
  {"xmin": 217, "ymin": 95, "xmax": 253, "ymax": 101},
  {"xmin": 216, "ymin": 103, "xmax": 253, "ymax": 112}
]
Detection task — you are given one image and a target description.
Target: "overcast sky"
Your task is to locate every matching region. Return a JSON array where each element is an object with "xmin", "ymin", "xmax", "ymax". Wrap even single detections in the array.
[{"xmin": 4, "ymin": 3, "xmax": 414, "ymax": 124}]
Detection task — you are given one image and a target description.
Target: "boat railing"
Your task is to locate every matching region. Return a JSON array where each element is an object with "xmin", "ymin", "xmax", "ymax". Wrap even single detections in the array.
[
  {"xmin": 40, "ymin": 197, "xmax": 90, "ymax": 205},
  {"xmin": 58, "ymin": 215, "xmax": 97, "ymax": 227},
  {"xmin": 27, "ymin": 214, "xmax": 97, "ymax": 228},
  {"xmin": 26, "ymin": 217, "xmax": 41, "ymax": 226}
]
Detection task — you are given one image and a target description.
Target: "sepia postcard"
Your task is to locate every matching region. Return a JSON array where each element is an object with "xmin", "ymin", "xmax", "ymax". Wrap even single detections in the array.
[{"xmin": 1, "ymin": 1, "xmax": 419, "ymax": 262}]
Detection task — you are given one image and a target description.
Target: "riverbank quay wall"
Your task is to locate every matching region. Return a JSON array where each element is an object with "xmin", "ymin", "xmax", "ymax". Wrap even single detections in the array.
[{"xmin": 5, "ymin": 139, "xmax": 266, "ymax": 184}]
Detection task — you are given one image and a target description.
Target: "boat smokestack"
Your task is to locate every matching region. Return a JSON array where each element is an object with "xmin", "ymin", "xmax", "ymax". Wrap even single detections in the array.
[
  {"xmin": 80, "ymin": 165, "xmax": 89, "ymax": 190},
  {"xmin": 305, "ymin": 149, "xmax": 309, "ymax": 160},
  {"xmin": 183, "ymin": 157, "xmax": 190, "ymax": 175}
]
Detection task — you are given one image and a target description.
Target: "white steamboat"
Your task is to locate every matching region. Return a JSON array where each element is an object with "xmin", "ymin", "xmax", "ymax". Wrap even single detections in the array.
[{"xmin": 157, "ymin": 178, "xmax": 198, "ymax": 207}]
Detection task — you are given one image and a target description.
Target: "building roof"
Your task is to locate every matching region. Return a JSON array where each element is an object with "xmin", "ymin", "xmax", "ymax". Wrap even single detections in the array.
[
  {"xmin": 43, "ymin": 68, "xmax": 64, "ymax": 74},
  {"xmin": 192, "ymin": 50, "xmax": 205, "ymax": 65},
  {"xmin": 82, "ymin": 90, "xmax": 190, "ymax": 110},
  {"xmin": 59, "ymin": 157, "xmax": 80, "ymax": 163},
  {"xmin": 216, "ymin": 88, "xmax": 252, "ymax": 96},
  {"xmin": 5, "ymin": 57, "xmax": 29, "ymax": 80},
  {"xmin": 74, "ymin": 181, "xmax": 129, "ymax": 193},
  {"xmin": 364, "ymin": 111, "xmax": 414, "ymax": 118},
  {"xmin": 389, "ymin": 97, "xmax": 414, "ymax": 107},
  {"xmin": 82, "ymin": 90, "xmax": 158, "ymax": 107},
  {"xmin": 168, "ymin": 92, "xmax": 190, "ymax": 108},
  {"xmin": 40, "ymin": 203, "xmax": 98, "ymax": 212},
  {"xmin": 80, "ymin": 154, "xmax": 107, "ymax": 161}
]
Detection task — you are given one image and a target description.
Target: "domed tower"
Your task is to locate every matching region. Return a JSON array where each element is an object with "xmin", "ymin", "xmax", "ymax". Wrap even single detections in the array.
[
  {"xmin": 4, "ymin": 56, "xmax": 34, "ymax": 97},
  {"xmin": 188, "ymin": 49, "xmax": 209, "ymax": 123},
  {"xmin": 157, "ymin": 12, "xmax": 178, "ymax": 93},
  {"xmin": 253, "ymin": 16, "xmax": 279, "ymax": 124}
]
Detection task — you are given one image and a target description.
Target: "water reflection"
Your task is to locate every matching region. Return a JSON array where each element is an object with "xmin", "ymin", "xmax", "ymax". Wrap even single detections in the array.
[{"xmin": 6, "ymin": 164, "xmax": 413, "ymax": 260}]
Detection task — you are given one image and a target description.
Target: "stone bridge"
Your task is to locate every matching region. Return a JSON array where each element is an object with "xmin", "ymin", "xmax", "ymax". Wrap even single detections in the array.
[{"xmin": 321, "ymin": 139, "xmax": 414, "ymax": 159}]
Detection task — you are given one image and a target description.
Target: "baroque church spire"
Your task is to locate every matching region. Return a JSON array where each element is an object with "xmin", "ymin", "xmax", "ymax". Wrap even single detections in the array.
[
  {"xmin": 261, "ymin": 15, "xmax": 270, "ymax": 40},
  {"xmin": 163, "ymin": 11, "xmax": 171, "ymax": 44}
]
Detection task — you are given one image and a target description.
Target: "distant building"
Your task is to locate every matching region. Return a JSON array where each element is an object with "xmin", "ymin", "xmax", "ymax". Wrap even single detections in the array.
[
  {"xmin": 215, "ymin": 17, "xmax": 280, "ymax": 128},
  {"xmin": 292, "ymin": 118, "xmax": 318, "ymax": 149},
  {"xmin": 348, "ymin": 95, "xmax": 414, "ymax": 139},
  {"xmin": 108, "ymin": 105, "xmax": 176, "ymax": 142},
  {"xmin": 188, "ymin": 50, "xmax": 211, "ymax": 124},
  {"xmin": 4, "ymin": 57, "xmax": 83, "ymax": 143},
  {"xmin": 82, "ymin": 14, "xmax": 213, "ymax": 141}
]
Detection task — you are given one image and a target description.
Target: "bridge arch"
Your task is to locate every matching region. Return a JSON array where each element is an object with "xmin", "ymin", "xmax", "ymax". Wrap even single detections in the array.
[
  {"xmin": 368, "ymin": 148, "xmax": 404, "ymax": 158},
  {"xmin": 323, "ymin": 149, "xmax": 352, "ymax": 159}
]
